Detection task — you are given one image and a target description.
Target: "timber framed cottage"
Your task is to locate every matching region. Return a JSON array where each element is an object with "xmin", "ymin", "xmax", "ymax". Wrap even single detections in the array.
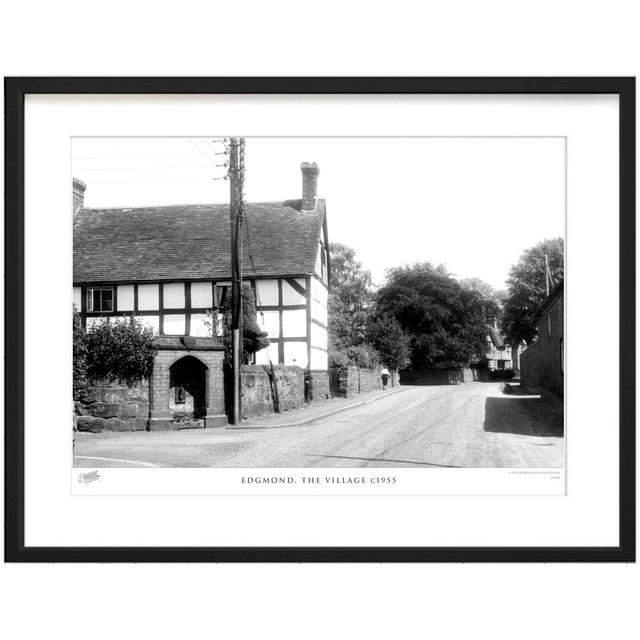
[{"xmin": 73, "ymin": 163, "xmax": 330, "ymax": 428}]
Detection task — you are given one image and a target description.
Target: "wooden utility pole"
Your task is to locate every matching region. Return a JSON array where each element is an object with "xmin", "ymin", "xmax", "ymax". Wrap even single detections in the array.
[
  {"xmin": 544, "ymin": 254, "xmax": 551, "ymax": 296},
  {"xmin": 229, "ymin": 138, "xmax": 245, "ymax": 425}
]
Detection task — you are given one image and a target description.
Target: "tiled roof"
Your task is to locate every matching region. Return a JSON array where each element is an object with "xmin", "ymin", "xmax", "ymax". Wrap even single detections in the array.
[
  {"xmin": 534, "ymin": 280, "xmax": 564, "ymax": 320},
  {"xmin": 485, "ymin": 324, "xmax": 505, "ymax": 348},
  {"xmin": 73, "ymin": 199, "xmax": 326, "ymax": 283}
]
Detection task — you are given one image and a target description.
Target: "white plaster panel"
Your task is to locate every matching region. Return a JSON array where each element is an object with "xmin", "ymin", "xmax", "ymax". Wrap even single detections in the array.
[
  {"xmin": 281, "ymin": 278, "xmax": 306, "ymax": 306},
  {"xmin": 315, "ymin": 279, "xmax": 328, "ymax": 306},
  {"xmin": 190, "ymin": 313, "xmax": 211, "ymax": 337},
  {"xmin": 163, "ymin": 282, "xmax": 185, "ymax": 309},
  {"xmin": 85, "ymin": 317, "xmax": 106, "ymax": 331},
  {"xmin": 191, "ymin": 282, "xmax": 213, "ymax": 308},
  {"xmin": 311, "ymin": 322, "xmax": 328, "ymax": 350},
  {"xmin": 311, "ymin": 298, "xmax": 328, "ymax": 326},
  {"xmin": 254, "ymin": 341, "xmax": 279, "ymax": 365},
  {"xmin": 138, "ymin": 284, "xmax": 159, "ymax": 310},
  {"xmin": 138, "ymin": 315, "xmax": 160, "ymax": 335},
  {"xmin": 258, "ymin": 310, "xmax": 280, "ymax": 339},
  {"xmin": 73, "ymin": 286, "xmax": 82, "ymax": 310},
  {"xmin": 282, "ymin": 309, "xmax": 307, "ymax": 337},
  {"xmin": 117, "ymin": 285, "xmax": 134, "ymax": 311},
  {"xmin": 310, "ymin": 347, "xmax": 328, "ymax": 371},
  {"xmin": 284, "ymin": 342, "xmax": 308, "ymax": 367},
  {"xmin": 255, "ymin": 279, "xmax": 279, "ymax": 306},
  {"xmin": 163, "ymin": 314, "xmax": 186, "ymax": 336}
]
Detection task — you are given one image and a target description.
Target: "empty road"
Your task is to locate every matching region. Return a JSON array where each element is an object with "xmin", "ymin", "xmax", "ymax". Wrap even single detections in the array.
[{"xmin": 74, "ymin": 382, "xmax": 564, "ymax": 468}]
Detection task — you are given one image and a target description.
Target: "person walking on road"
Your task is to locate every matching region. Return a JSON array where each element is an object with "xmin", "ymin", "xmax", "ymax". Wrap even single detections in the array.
[{"xmin": 380, "ymin": 367, "xmax": 391, "ymax": 390}]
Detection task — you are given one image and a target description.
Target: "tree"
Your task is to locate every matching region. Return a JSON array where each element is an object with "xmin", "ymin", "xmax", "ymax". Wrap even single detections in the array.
[
  {"xmin": 502, "ymin": 237, "xmax": 564, "ymax": 345},
  {"xmin": 366, "ymin": 314, "xmax": 411, "ymax": 370},
  {"xmin": 329, "ymin": 242, "xmax": 373, "ymax": 313},
  {"xmin": 375, "ymin": 263, "xmax": 490, "ymax": 370},
  {"xmin": 459, "ymin": 277, "xmax": 505, "ymax": 324},
  {"xmin": 83, "ymin": 316, "xmax": 158, "ymax": 385},
  {"xmin": 328, "ymin": 243, "xmax": 376, "ymax": 363},
  {"xmin": 213, "ymin": 283, "xmax": 270, "ymax": 364}
]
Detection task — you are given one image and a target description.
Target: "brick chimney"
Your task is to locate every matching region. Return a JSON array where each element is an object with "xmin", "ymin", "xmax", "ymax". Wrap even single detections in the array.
[
  {"xmin": 73, "ymin": 177, "xmax": 86, "ymax": 215},
  {"xmin": 300, "ymin": 162, "xmax": 319, "ymax": 213}
]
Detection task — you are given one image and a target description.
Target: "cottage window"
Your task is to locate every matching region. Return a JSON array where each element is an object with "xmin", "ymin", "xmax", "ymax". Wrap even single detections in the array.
[{"xmin": 86, "ymin": 286, "xmax": 114, "ymax": 312}]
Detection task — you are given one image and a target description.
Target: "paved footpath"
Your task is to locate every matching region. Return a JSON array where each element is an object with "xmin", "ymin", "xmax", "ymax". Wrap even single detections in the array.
[{"xmin": 74, "ymin": 382, "xmax": 564, "ymax": 468}]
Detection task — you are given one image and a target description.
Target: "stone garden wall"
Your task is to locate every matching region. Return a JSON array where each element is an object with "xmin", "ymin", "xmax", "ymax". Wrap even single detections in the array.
[
  {"xmin": 239, "ymin": 364, "xmax": 305, "ymax": 418},
  {"xmin": 329, "ymin": 366, "xmax": 399, "ymax": 398},
  {"xmin": 75, "ymin": 380, "xmax": 150, "ymax": 432},
  {"xmin": 305, "ymin": 370, "xmax": 330, "ymax": 402},
  {"xmin": 400, "ymin": 368, "xmax": 479, "ymax": 385}
]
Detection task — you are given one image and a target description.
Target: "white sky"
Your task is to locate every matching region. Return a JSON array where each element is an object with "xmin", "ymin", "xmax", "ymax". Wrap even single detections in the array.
[{"xmin": 73, "ymin": 137, "xmax": 565, "ymax": 290}]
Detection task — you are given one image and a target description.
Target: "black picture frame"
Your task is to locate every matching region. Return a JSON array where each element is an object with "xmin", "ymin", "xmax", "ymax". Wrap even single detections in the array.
[{"xmin": 4, "ymin": 77, "xmax": 635, "ymax": 563}]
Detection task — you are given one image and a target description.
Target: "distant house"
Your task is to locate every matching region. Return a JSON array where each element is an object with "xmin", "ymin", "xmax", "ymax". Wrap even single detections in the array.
[
  {"xmin": 519, "ymin": 281, "xmax": 564, "ymax": 398},
  {"xmin": 484, "ymin": 323, "xmax": 512, "ymax": 371},
  {"xmin": 73, "ymin": 162, "xmax": 330, "ymax": 428}
]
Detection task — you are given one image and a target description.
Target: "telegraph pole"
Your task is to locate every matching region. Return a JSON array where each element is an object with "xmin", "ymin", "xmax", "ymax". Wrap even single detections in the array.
[
  {"xmin": 229, "ymin": 138, "xmax": 245, "ymax": 425},
  {"xmin": 544, "ymin": 254, "xmax": 551, "ymax": 296}
]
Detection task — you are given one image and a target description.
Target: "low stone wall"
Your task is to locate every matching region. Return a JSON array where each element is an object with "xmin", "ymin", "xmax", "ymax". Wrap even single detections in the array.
[
  {"xmin": 74, "ymin": 380, "xmax": 150, "ymax": 432},
  {"xmin": 400, "ymin": 368, "xmax": 479, "ymax": 385},
  {"xmin": 239, "ymin": 364, "xmax": 305, "ymax": 418},
  {"xmin": 306, "ymin": 370, "xmax": 330, "ymax": 402},
  {"xmin": 330, "ymin": 366, "xmax": 398, "ymax": 398}
]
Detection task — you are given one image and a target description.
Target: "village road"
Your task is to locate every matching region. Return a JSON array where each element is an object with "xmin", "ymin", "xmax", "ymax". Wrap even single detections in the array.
[{"xmin": 74, "ymin": 382, "xmax": 564, "ymax": 468}]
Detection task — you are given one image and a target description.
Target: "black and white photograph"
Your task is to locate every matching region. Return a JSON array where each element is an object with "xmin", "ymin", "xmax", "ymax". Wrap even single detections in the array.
[
  {"xmin": 6, "ymin": 77, "xmax": 632, "ymax": 565},
  {"xmin": 72, "ymin": 135, "xmax": 565, "ymax": 471}
]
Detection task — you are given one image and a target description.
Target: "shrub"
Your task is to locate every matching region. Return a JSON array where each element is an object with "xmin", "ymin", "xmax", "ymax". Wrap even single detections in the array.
[
  {"xmin": 73, "ymin": 306, "xmax": 88, "ymax": 399},
  {"xmin": 84, "ymin": 316, "xmax": 157, "ymax": 385},
  {"xmin": 329, "ymin": 344, "xmax": 381, "ymax": 369}
]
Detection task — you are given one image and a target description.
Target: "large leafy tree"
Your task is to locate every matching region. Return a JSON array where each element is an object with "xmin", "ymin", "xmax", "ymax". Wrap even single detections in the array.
[
  {"xmin": 365, "ymin": 314, "xmax": 411, "ymax": 370},
  {"xmin": 459, "ymin": 277, "xmax": 505, "ymax": 324},
  {"xmin": 502, "ymin": 237, "xmax": 564, "ymax": 345},
  {"xmin": 375, "ymin": 263, "xmax": 489, "ymax": 370},
  {"xmin": 328, "ymin": 243, "xmax": 375, "ymax": 359}
]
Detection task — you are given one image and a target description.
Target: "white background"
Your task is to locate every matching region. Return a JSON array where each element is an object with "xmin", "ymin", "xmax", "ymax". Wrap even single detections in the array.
[
  {"xmin": 26, "ymin": 94, "xmax": 610, "ymax": 544},
  {"xmin": 1, "ymin": 1, "xmax": 638, "ymax": 639}
]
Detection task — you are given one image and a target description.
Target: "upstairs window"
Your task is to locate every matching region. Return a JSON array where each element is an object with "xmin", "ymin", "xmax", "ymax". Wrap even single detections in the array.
[{"xmin": 87, "ymin": 286, "xmax": 114, "ymax": 312}]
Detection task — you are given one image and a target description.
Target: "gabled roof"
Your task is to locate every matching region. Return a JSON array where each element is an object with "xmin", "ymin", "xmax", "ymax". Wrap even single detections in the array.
[
  {"xmin": 485, "ymin": 324, "xmax": 505, "ymax": 349},
  {"xmin": 534, "ymin": 280, "xmax": 564, "ymax": 321},
  {"xmin": 73, "ymin": 199, "xmax": 326, "ymax": 283}
]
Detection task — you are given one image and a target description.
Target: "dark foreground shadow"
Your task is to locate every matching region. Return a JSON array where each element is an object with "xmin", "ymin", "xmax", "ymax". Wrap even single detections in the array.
[{"xmin": 484, "ymin": 396, "xmax": 564, "ymax": 437}]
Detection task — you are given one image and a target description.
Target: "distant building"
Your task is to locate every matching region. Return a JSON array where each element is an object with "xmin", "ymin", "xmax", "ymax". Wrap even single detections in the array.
[
  {"xmin": 519, "ymin": 281, "xmax": 564, "ymax": 397},
  {"xmin": 485, "ymin": 323, "xmax": 512, "ymax": 371}
]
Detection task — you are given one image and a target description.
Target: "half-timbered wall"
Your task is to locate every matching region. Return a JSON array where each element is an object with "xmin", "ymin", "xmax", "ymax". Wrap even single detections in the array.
[{"xmin": 75, "ymin": 274, "xmax": 330, "ymax": 371}]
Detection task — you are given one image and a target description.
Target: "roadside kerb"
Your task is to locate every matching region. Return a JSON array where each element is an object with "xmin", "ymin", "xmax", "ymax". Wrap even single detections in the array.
[{"xmin": 232, "ymin": 386, "xmax": 411, "ymax": 430}]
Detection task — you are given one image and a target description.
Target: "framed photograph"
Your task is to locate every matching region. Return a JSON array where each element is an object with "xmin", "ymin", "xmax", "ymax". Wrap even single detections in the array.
[{"xmin": 5, "ymin": 77, "xmax": 635, "ymax": 562}]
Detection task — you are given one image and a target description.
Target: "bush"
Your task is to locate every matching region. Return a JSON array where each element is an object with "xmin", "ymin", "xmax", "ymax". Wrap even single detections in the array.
[
  {"xmin": 329, "ymin": 344, "xmax": 381, "ymax": 369},
  {"xmin": 84, "ymin": 316, "xmax": 157, "ymax": 385},
  {"xmin": 73, "ymin": 306, "xmax": 88, "ymax": 399}
]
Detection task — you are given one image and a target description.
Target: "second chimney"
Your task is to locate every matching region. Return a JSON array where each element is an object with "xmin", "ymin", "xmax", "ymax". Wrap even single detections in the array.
[
  {"xmin": 300, "ymin": 162, "xmax": 319, "ymax": 212},
  {"xmin": 73, "ymin": 177, "xmax": 87, "ymax": 215}
]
